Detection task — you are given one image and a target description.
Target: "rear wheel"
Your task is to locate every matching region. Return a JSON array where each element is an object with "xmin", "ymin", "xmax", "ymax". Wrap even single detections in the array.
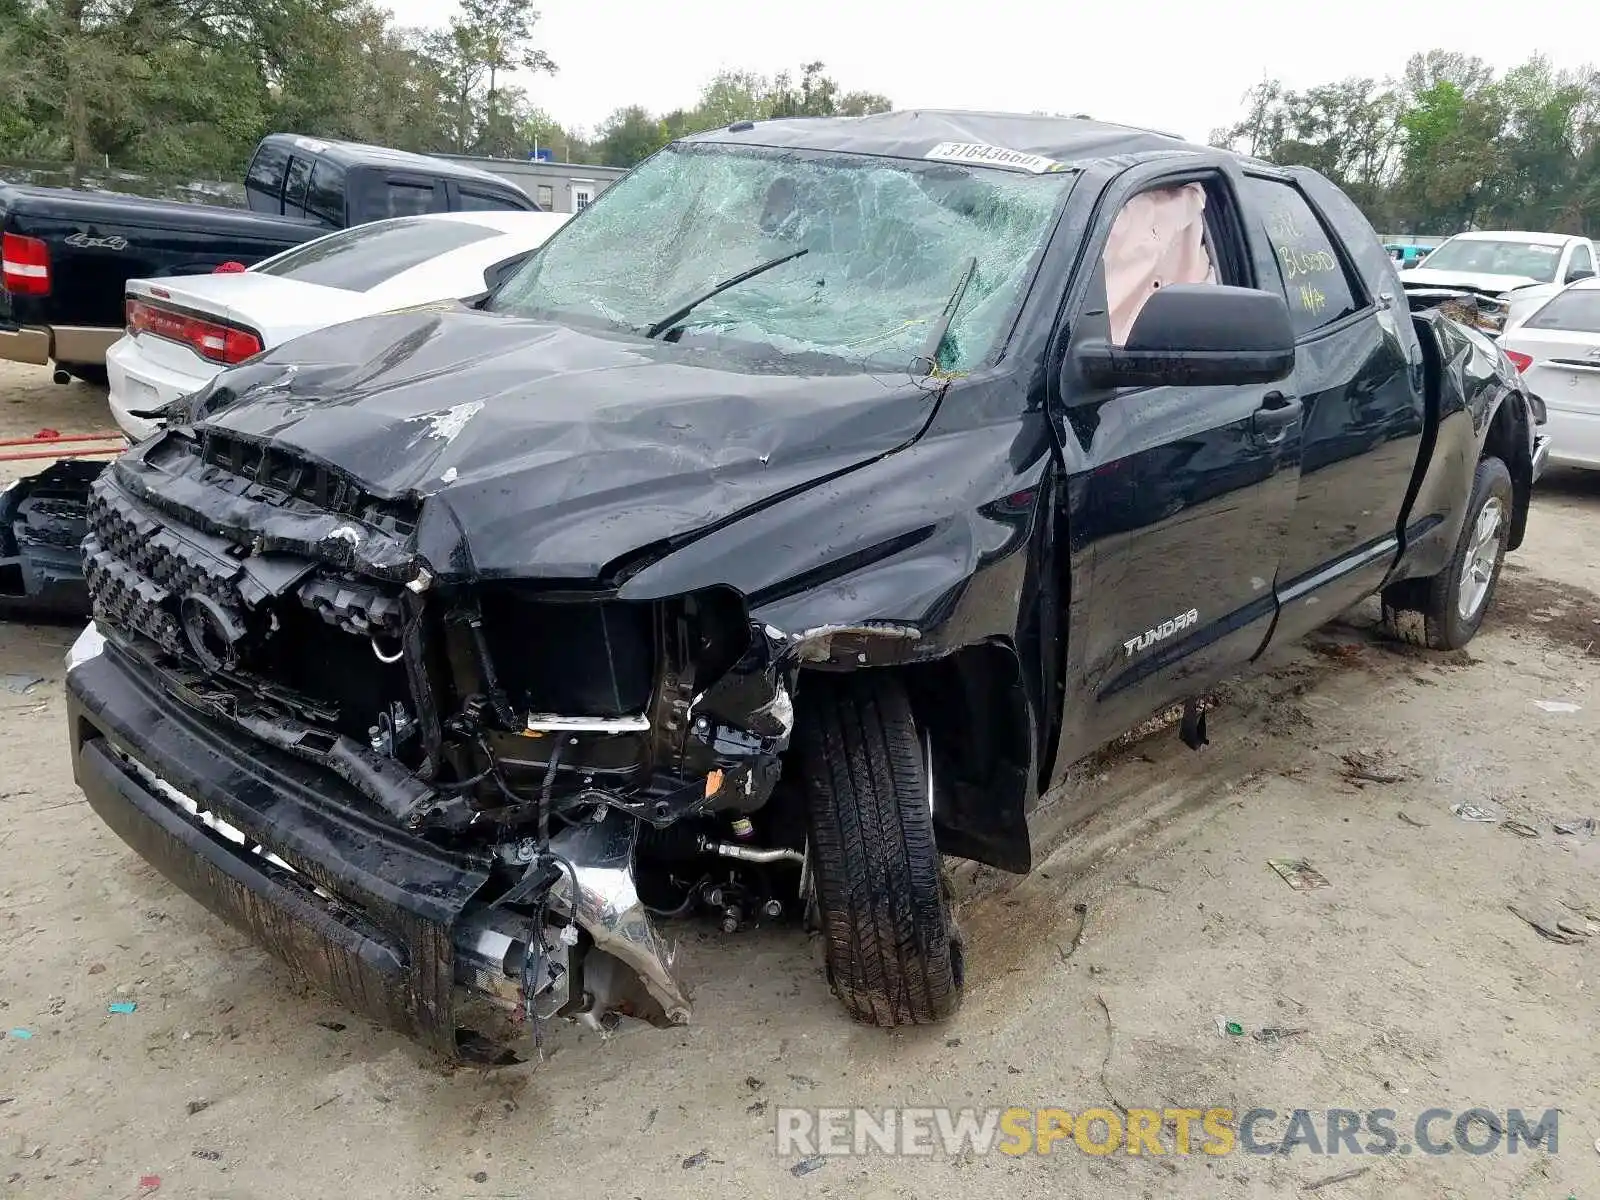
[
  {"xmin": 1381, "ymin": 455, "xmax": 1512, "ymax": 650},
  {"xmin": 795, "ymin": 672, "xmax": 963, "ymax": 1026}
]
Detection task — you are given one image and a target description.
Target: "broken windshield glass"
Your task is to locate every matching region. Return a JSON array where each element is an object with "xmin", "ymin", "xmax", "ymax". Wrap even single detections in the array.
[{"xmin": 490, "ymin": 143, "xmax": 1075, "ymax": 372}]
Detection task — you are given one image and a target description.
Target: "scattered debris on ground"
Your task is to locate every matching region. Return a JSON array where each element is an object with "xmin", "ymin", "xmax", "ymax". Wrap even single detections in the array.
[
  {"xmin": 1339, "ymin": 748, "xmax": 1413, "ymax": 785},
  {"xmin": 1508, "ymin": 902, "xmax": 1594, "ymax": 944},
  {"xmin": 1268, "ymin": 859, "xmax": 1331, "ymax": 891}
]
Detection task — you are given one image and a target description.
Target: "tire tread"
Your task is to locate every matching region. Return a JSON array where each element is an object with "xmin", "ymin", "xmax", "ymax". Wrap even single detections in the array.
[{"xmin": 798, "ymin": 673, "xmax": 960, "ymax": 1027}]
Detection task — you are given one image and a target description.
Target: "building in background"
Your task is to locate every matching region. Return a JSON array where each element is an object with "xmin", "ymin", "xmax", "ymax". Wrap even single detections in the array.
[{"xmin": 435, "ymin": 154, "xmax": 626, "ymax": 214}]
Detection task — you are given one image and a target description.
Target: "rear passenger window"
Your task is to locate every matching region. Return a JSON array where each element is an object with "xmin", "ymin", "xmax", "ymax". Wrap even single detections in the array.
[
  {"xmin": 1242, "ymin": 176, "xmax": 1362, "ymax": 336},
  {"xmin": 305, "ymin": 161, "xmax": 345, "ymax": 226},
  {"xmin": 1523, "ymin": 289, "xmax": 1600, "ymax": 333},
  {"xmin": 383, "ymin": 181, "xmax": 439, "ymax": 217},
  {"xmin": 457, "ymin": 187, "xmax": 526, "ymax": 212},
  {"xmin": 283, "ymin": 156, "xmax": 313, "ymax": 217},
  {"xmin": 244, "ymin": 143, "xmax": 290, "ymax": 211}
]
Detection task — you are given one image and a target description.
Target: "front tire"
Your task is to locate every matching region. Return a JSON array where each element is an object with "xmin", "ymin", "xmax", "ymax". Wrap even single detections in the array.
[
  {"xmin": 796, "ymin": 673, "xmax": 963, "ymax": 1026},
  {"xmin": 1382, "ymin": 455, "xmax": 1512, "ymax": 650}
]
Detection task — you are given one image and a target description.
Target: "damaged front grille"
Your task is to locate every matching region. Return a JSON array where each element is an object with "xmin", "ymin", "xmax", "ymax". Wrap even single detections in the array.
[
  {"xmin": 84, "ymin": 473, "xmax": 412, "ymax": 744},
  {"xmin": 141, "ymin": 429, "xmax": 422, "ymax": 539},
  {"xmin": 84, "ymin": 462, "xmax": 798, "ymax": 844}
]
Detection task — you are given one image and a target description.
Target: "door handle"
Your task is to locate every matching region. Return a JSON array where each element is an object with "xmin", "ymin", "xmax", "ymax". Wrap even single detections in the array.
[{"xmin": 1251, "ymin": 392, "xmax": 1302, "ymax": 441}]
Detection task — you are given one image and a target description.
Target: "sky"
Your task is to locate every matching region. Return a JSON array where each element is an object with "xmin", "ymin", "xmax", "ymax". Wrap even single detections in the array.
[{"xmin": 381, "ymin": 0, "xmax": 1596, "ymax": 143}]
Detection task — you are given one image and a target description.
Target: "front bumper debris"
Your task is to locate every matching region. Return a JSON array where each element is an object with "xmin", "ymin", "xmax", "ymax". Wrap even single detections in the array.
[
  {"xmin": 0, "ymin": 460, "xmax": 103, "ymax": 619},
  {"xmin": 65, "ymin": 624, "xmax": 691, "ymax": 1057}
]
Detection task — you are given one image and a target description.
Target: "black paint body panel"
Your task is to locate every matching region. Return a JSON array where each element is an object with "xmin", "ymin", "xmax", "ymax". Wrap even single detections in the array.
[
  {"xmin": 64, "ymin": 113, "xmax": 1540, "ymax": 879},
  {"xmin": 67, "ymin": 643, "xmax": 489, "ymax": 1054}
]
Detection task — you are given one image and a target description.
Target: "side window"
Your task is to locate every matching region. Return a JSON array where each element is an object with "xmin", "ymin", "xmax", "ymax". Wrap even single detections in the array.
[
  {"xmin": 305, "ymin": 161, "xmax": 345, "ymax": 226},
  {"xmin": 457, "ymin": 187, "xmax": 527, "ymax": 213},
  {"xmin": 383, "ymin": 180, "xmax": 440, "ymax": 218},
  {"xmin": 1241, "ymin": 176, "xmax": 1362, "ymax": 337},
  {"xmin": 1568, "ymin": 243, "xmax": 1594, "ymax": 280},
  {"xmin": 1101, "ymin": 181, "xmax": 1219, "ymax": 346},
  {"xmin": 244, "ymin": 142, "xmax": 290, "ymax": 213},
  {"xmin": 283, "ymin": 156, "xmax": 313, "ymax": 218},
  {"xmin": 535, "ymin": 184, "xmax": 554, "ymax": 209}
]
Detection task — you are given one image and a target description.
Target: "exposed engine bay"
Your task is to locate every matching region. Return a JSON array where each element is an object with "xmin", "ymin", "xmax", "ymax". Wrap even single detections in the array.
[{"xmin": 75, "ymin": 425, "xmax": 919, "ymax": 1052}]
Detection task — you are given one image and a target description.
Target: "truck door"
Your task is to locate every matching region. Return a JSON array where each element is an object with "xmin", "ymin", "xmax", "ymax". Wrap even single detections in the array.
[
  {"xmin": 1238, "ymin": 171, "xmax": 1424, "ymax": 646},
  {"xmin": 1050, "ymin": 165, "xmax": 1304, "ymax": 762},
  {"xmin": 351, "ymin": 172, "xmax": 446, "ymax": 223}
]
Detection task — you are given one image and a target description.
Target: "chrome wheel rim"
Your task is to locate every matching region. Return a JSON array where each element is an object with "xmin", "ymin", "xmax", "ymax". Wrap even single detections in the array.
[{"xmin": 1458, "ymin": 496, "xmax": 1504, "ymax": 621}]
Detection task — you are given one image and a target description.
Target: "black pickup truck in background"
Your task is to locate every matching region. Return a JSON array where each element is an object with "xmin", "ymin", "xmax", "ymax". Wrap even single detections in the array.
[
  {"xmin": 0, "ymin": 134, "xmax": 537, "ymax": 383},
  {"xmin": 0, "ymin": 135, "xmax": 538, "ymax": 618},
  {"xmin": 55, "ymin": 111, "xmax": 1552, "ymax": 1054}
]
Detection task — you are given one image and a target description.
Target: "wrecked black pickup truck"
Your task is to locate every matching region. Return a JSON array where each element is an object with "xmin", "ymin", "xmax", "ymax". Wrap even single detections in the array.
[{"xmin": 63, "ymin": 111, "xmax": 1548, "ymax": 1057}]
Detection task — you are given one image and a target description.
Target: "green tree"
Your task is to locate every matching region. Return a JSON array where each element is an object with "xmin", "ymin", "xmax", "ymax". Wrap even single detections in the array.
[
  {"xmin": 1209, "ymin": 51, "xmax": 1600, "ymax": 237},
  {"xmin": 594, "ymin": 105, "xmax": 667, "ymax": 168},
  {"xmin": 1392, "ymin": 54, "xmax": 1506, "ymax": 232},
  {"xmin": 424, "ymin": 0, "xmax": 556, "ymax": 153},
  {"xmin": 838, "ymin": 90, "xmax": 892, "ymax": 117}
]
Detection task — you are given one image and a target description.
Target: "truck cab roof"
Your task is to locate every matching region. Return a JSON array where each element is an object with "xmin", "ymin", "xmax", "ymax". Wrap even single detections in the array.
[
  {"xmin": 255, "ymin": 134, "xmax": 522, "ymax": 193},
  {"xmin": 680, "ymin": 108, "xmax": 1194, "ymax": 171}
]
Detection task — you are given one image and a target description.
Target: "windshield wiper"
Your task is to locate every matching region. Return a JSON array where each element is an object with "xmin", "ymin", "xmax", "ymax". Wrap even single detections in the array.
[
  {"xmin": 644, "ymin": 248, "xmax": 809, "ymax": 339},
  {"xmin": 917, "ymin": 256, "xmax": 979, "ymax": 375}
]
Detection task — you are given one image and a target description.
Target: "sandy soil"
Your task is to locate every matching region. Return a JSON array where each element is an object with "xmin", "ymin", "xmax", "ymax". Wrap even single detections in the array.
[
  {"xmin": 1, "ymin": 359, "xmax": 1598, "ymax": 1198},
  {"xmin": 0, "ymin": 362, "xmax": 123, "ymax": 493}
]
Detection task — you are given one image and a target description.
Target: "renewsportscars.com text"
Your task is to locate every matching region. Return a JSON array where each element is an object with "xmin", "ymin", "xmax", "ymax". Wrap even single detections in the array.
[{"xmin": 775, "ymin": 1106, "xmax": 1561, "ymax": 1158}]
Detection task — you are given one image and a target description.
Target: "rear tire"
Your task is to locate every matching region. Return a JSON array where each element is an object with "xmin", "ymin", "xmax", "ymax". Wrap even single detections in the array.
[
  {"xmin": 796, "ymin": 673, "xmax": 963, "ymax": 1027},
  {"xmin": 1381, "ymin": 455, "xmax": 1512, "ymax": 650}
]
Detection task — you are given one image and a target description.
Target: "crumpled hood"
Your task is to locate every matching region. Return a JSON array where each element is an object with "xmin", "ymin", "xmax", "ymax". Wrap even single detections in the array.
[
  {"xmin": 1397, "ymin": 267, "xmax": 1544, "ymax": 295},
  {"xmin": 185, "ymin": 306, "xmax": 936, "ymax": 580}
]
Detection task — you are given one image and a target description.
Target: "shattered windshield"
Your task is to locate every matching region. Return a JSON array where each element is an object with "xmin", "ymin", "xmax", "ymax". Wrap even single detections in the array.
[{"xmin": 490, "ymin": 143, "xmax": 1075, "ymax": 372}]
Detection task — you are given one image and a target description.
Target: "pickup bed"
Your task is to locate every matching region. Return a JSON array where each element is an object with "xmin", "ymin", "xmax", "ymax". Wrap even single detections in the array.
[
  {"xmin": 0, "ymin": 186, "xmax": 320, "ymax": 377},
  {"xmin": 59, "ymin": 110, "xmax": 1548, "ymax": 1057},
  {"xmin": 1, "ymin": 133, "xmax": 537, "ymax": 380},
  {"xmin": 0, "ymin": 135, "xmax": 538, "ymax": 616}
]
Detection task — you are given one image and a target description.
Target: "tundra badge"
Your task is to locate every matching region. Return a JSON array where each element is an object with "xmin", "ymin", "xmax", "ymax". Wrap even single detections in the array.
[{"xmin": 1124, "ymin": 609, "xmax": 1199, "ymax": 657}]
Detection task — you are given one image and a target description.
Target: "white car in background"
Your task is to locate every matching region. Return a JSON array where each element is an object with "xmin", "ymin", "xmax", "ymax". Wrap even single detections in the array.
[
  {"xmin": 1398, "ymin": 230, "xmax": 1597, "ymax": 334},
  {"xmin": 1501, "ymin": 278, "xmax": 1600, "ymax": 471},
  {"xmin": 106, "ymin": 209, "xmax": 570, "ymax": 440}
]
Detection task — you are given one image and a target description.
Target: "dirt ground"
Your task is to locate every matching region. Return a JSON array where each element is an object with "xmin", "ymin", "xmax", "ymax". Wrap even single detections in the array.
[{"xmin": 2, "ymin": 359, "xmax": 1598, "ymax": 1199}]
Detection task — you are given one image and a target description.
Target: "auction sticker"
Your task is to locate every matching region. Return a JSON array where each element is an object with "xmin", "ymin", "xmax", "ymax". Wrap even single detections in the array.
[{"xmin": 924, "ymin": 142, "xmax": 1064, "ymax": 173}]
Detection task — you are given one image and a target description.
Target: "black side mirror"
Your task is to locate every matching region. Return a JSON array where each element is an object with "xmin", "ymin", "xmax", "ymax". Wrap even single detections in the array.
[
  {"xmin": 1076, "ymin": 284, "xmax": 1296, "ymax": 390},
  {"xmin": 1566, "ymin": 267, "xmax": 1595, "ymax": 284}
]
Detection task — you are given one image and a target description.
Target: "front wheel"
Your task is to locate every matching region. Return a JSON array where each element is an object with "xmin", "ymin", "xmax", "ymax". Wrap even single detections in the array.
[
  {"xmin": 1381, "ymin": 455, "xmax": 1512, "ymax": 650},
  {"xmin": 795, "ymin": 673, "xmax": 964, "ymax": 1027}
]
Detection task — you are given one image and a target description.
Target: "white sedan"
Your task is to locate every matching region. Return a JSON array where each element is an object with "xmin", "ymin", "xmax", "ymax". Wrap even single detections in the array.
[
  {"xmin": 106, "ymin": 209, "xmax": 570, "ymax": 440},
  {"xmin": 1501, "ymin": 278, "xmax": 1600, "ymax": 471}
]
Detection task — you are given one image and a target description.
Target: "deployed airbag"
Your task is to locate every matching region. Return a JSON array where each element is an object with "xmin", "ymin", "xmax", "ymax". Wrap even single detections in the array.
[{"xmin": 1104, "ymin": 182, "xmax": 1215, "ymax": 344}]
